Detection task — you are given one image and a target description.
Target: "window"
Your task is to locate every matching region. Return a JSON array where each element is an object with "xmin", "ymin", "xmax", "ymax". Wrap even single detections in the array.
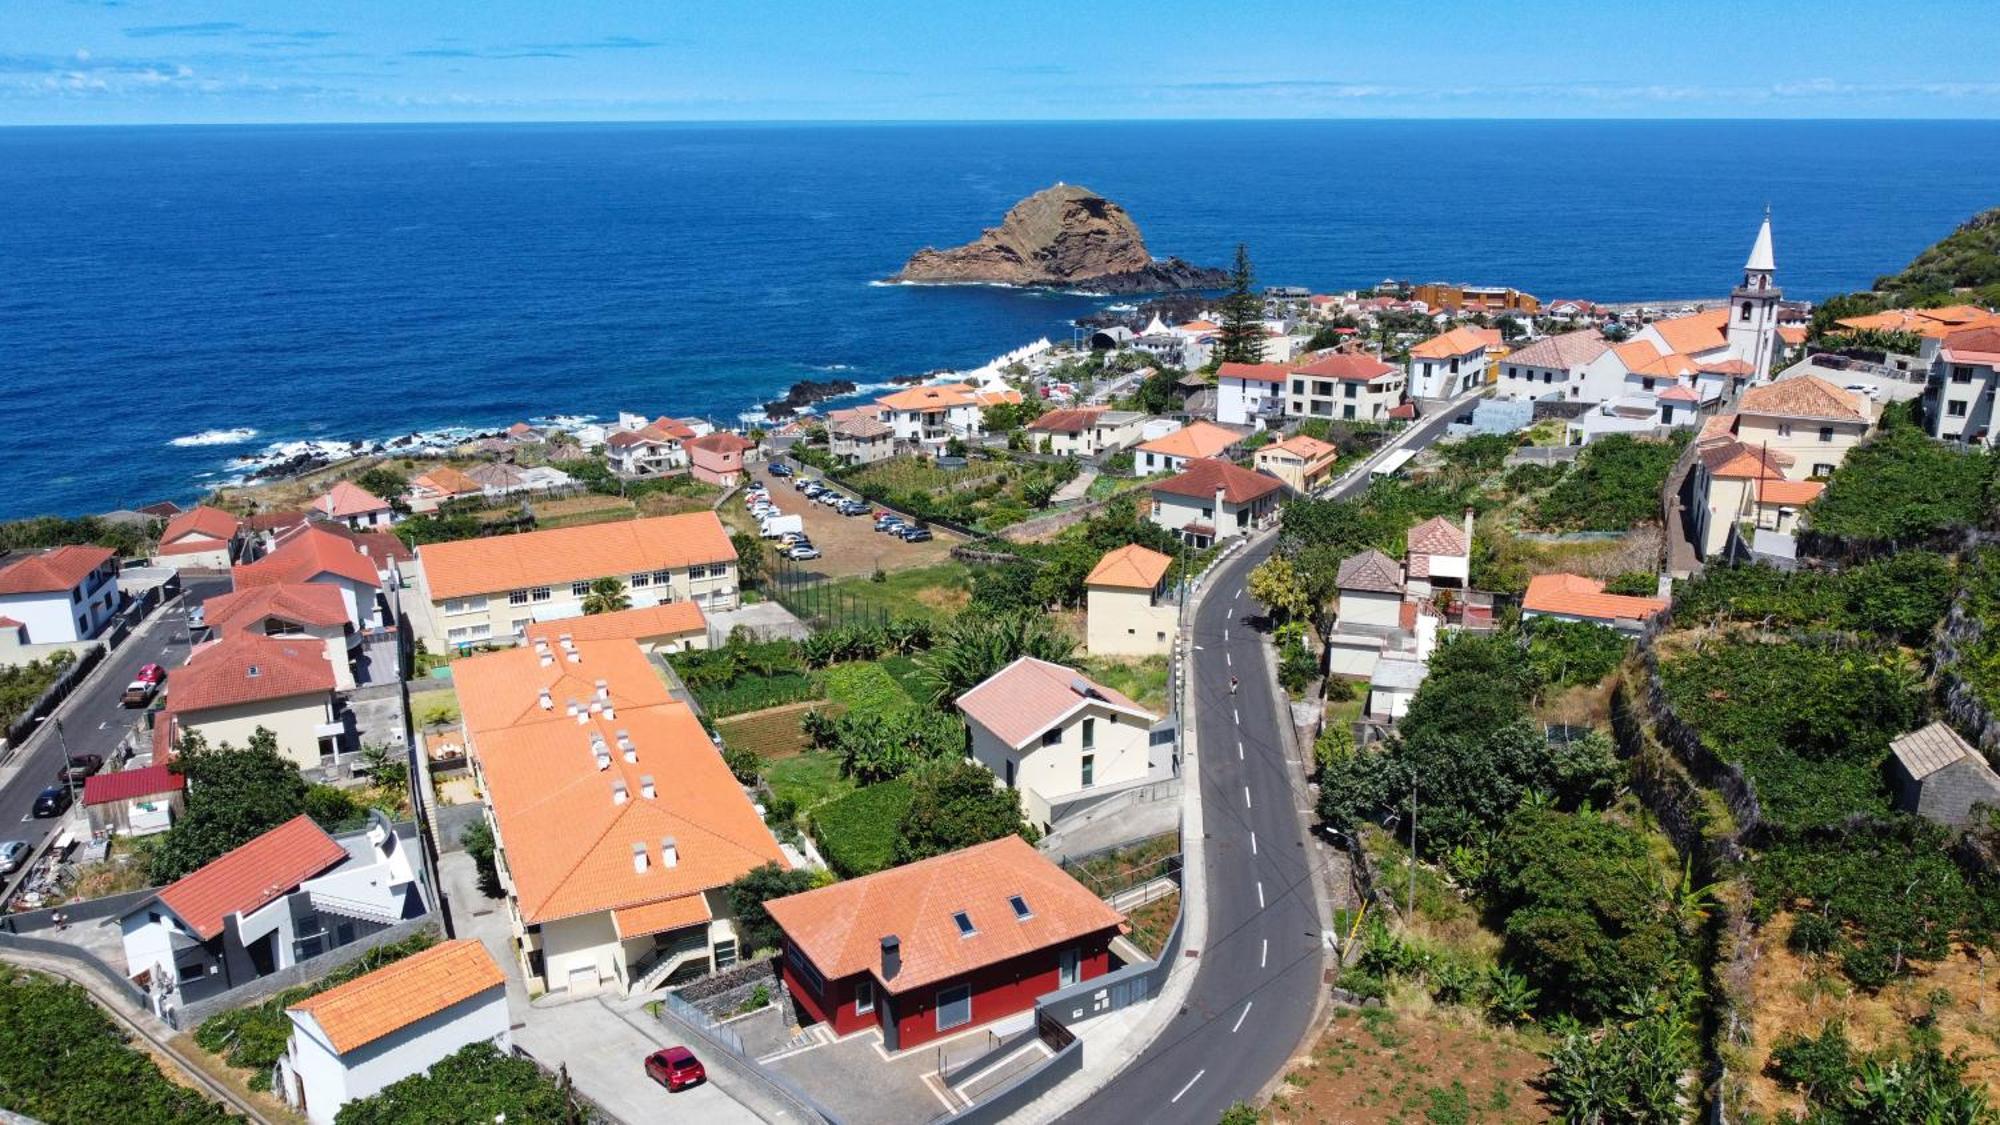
[
  {"xmin": 444, "ymin": 597, "xmax": 487, "ymax": 616},
  {"xmin": 1200, "ymin": 506, "xmax": 1213, "ymax": 519},
  {"xmin": 1813, "ymin": 463, "xmax": 1835, "ymax": 478},
  {"xmin": 653, "ymin": 569, "xmax": 674, "ymax": 585},
  {"xmin": 1150, "ymin": 501, "xmax": 1161, "ymax": 517},
  {"xmin": 1081, "ymin": 754, "xmax": 1095, "ymax": 787},
  {"xmin": 1777, "ymin": 423, "xmax": 1793, "ymax": 438},
  {"xmin": 1817, "ymin": 427, "xmax": 1834, "ymax": 443},
  {"xmin": 630, "ymin": 572, "xmax": 651, "ymax": 588},
  {"xmin": 1448, "ymin": 358, "xmax": 1460, "ymax": 374},
  {"xmin": 1009, "ymin": 895, "xmax": 1032, "ymax": 921},
  {"xmin": 1041, "ymin": 728, "xmax": 1061, "ymax": 747},
  {"xmin": 1313, "ymin": 380, "xmax": 1333, "ymax": 397},
  {"xmin": 1343, "ymin": 383, "xmax": 1357, "ymax": 399},
  {"xmin": 713, "ymin": 938, "xmax": 738, "ymax": 970},
  {"xmin": 1740, "ymin": 302, "xmax": 1752, "ymax": 321},
  {"xmin": 1343, "ymin": 405, "xmax": 1356, "ymax": 420},
  {"xmin": 1641, "ymin": 377, "xmax": 1656, "ymax": 391},
  {"xmin": 686, "ymin": 565, "xmax": 706, "ymax": 580},
  {"xmin": 508, "ymin": 589, "xmax": 530, "ymax": 606},
  {"xmin": 1948, "ymin": 400, "xmax": 1969, "ymax": 417},
  {"xmin": 529, "ymin": 586, "xmax": 551, "ymax": 602},
  {"xmin": 1004, "ymin": 759, "xmax": 1015, "ymax": 788},
  {"xmin": 571, "ymin": 582, "xmax": 590, "ymax": 597},
  {"xmin": 854, "ymin": 977, "xmax": 874, "ymax": 1015},
  {"xmin": 937, "ymin": 985, "xmax": 973, "ymax": 1031},
  {"xmin": 1291, "ymin": 379, "xmax": 1304, "ymax": 395},
  {"xmin": 786, "ymin": 942, "xmax": 826, "ymax": 996},
  {"xmin": 1081, "ymin": 718, "xmax": 1095, "ymax": 750},
  {"xmin": 1951, "ymin": 366, "xmax": 1975, "ymax": 384},
  {"xmin": 952, "ymin": 911, "xmax": 976, "ymax": 938}
]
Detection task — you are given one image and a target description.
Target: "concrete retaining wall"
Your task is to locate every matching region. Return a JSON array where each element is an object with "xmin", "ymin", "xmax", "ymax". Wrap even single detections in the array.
[{"xmin": 177, "ymin": 915, "xmax": 441, "ymax": 1028}]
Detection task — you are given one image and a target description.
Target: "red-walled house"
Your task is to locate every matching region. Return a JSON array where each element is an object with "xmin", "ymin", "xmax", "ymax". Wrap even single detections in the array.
[
  {"xmin": 687, "ymin": 432, "xmax": 757, "ymax": 488},
  {"xmin": 763, "ymin": 835, "xmax": 1125, "ymax": 1052}
]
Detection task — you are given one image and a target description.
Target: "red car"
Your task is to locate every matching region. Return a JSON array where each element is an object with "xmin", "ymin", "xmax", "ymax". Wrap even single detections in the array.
[
  {"xmin": 645, "ymin": 1046, "xmax": 705, "ymax": 1092},
  {"xmin": 136, "ymin": 663, "xmax": 166, "ymax": 685}
]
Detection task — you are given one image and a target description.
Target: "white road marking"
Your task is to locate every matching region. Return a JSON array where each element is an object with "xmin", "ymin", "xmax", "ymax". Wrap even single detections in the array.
[
  {"xmin": 1250, "ymin": 831, "xmax": 1258, "ymax": 855},
  {"xmin": 1256, "ymin": 880, "xmax": 1265, "ymax": 909},
  {"xmin": 1236, "ymin": 741, "xmax": 1243, "ymax": 760},
  {"xmin": 1232, "ymin": 708, "xmax": 1239, "ymax": 725},
  {"xmin": 1243, "ymin": 786, "xmax": 1252, "ymax": 809},
  {"xmin": 1225, "ymin": 652, "xmax": 1231, "ymax": 667},
  {"xmin": 1261, "ymin": 938, "xmax": 1269, "ymax": 968},
  {"xmin": 1232, "ymin": 1002, "xmax": 1253, "ymax": 1032},
  {"xmin": 1171, "ymin": 1070, "xmax": 1206, "ymax": 1103},
  {"xmin": 1223, "ymin": 627, "xmax": 1230, "ymax": 641},
  {"xmin": 1233, "ymin": 589, "xmax": 1240, "ymax": 602}
]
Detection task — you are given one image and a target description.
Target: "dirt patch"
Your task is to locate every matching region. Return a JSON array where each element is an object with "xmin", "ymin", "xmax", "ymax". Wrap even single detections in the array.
[
  {"xmin": 1269, "ymin": 1008, "xmax": 1553, "ymax": 1124},
  {"xmin": 1736, "ymin": 912, "xmax": 2000, "ymax": 1121},
  {"xmin": 1533, "ymin": 679, "xmax": 1614, "ymax": 728},
  {"xmin": 715, "ymin": 701, "xmax": 836, "ymax": 761},
  {"xmin": 915, "ymin": 583, "xmax": 970, "ymax": 613}
]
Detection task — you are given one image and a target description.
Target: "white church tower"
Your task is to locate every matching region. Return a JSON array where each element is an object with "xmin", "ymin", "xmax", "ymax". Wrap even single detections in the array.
[{"xmin": 1727, "ymin": 209, "xmax": 1783, "ymax": 381}]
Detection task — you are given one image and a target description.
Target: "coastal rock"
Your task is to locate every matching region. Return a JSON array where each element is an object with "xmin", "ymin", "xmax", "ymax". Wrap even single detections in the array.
[
  {"xmin": 763, "ymin": 377, "xmax": 859, "ymax": 418},
  {"xmin": 893, "ymin": 184, "xmax": 1227, "ymax": 294}
]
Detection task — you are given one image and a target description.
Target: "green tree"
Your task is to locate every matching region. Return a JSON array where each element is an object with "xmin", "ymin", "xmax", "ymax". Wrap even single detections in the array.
[
  {"xmin": 728, "ymin": 862, "xmax": 818, "ymax": 954},
  {"xmin": 919, "ymin": 612, "xmax": 1078, "ymax": 706},
  {"xmin": 353, "ymin": 466, "xmax": 409, "ymax": 501},
  {"xmin": 731, "ymin": 529, "xmax": 768, "ymax": 591},
  {"xmin": 459, "ymin": 820, "xmax": 504, "ymax": 898},
  {"xmin": 150, "ymin": 729, "xmax": 316, "ymax": 882},
  {"xmin": 335, "ymin": 1042, "xmax": 584, "ymax": 1125},
  {"xmin": 1215, "ymin": 244, "xmax": 1265, "ymax": 366},
  {"xmin": 894, "ymin": 760, "xmax": 1039, "ymax": 863},
  {"xmin": 581, "ymin": 576, "xmax": 631, "ymax": 615},
  {"xmin": 1247, "ymin": 555, "xmax": 1311, "ymax": 623}
]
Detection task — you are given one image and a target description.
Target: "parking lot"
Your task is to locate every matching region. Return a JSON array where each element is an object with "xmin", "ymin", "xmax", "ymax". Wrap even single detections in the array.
[{"xmin": 738, "ymin": 464, "xmax": 960, "ymax": 579}]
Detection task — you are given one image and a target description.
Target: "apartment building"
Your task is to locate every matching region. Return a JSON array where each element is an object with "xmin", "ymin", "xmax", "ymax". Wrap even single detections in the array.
[
  {"xmin": 1286, "ymin": 353, "xmax": 1403, "ymax": 420},
  {"xmin": 1929, "ymin": 325, "xmax": 2000, "ymax": 447}
]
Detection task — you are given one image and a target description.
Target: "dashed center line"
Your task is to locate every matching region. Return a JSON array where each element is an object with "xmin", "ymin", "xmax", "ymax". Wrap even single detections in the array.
[
  {"xmin": 1243, "ymin": 785, "xmax": 1252, "ymax": 809},
  {"xmin": 1171, "ymin": 1070, "xmax": 1206, "ymax": 1103},
  {"xmin": 1256, "ymin": 880, "xmax": 1266, "ymax": 909},
  {"xmin": 1250, "ymin": 831, "xmax": 1258, "ymax": 855},
  {"xmin": 1261, "ymin": 938, "xmax": 1269, "ymax": 968},
  {"xmin": 1236, "ymin": 740, "xmax": 1243, "ymax": 760},
  {"xmin": 1224, "ymin": 652, "xmax": 1231, "ymax": 668},
  {"xmin": 1232, "ymin": 1001, "xmax": 1253, "ymax": 1032}
]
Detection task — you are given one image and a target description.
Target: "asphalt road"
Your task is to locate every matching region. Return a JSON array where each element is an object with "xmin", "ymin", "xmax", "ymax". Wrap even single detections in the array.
[
  {"xmin": 0, "ymin": 578, "xmax": 224, "ymax": 889},
  {"xmin": 1061, "ymin": 395, "xmax": 1477, "ymax": 1123}
]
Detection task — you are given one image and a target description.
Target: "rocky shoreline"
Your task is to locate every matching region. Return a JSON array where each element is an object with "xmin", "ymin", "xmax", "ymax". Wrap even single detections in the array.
[{"xmin": 893, "ymin": 184, "xmax": 1226, "ymax": 293}]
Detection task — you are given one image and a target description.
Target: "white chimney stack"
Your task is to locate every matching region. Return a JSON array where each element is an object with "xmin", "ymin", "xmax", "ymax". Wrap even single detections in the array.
[
  {"xmin": 566, "ymin": 699, "xmax": 581, "ymax": 718},
  {"xmin": 640, "ymin": 775, "xmax": 656, "ymax": 799},
  {"xmin": 612, "ymin": 781, "xmax": 629, "ymax": 805},
  {"xmin": 631, "ymin": 841, "xmax": 648, "ymax": 873},
  {"xmin": 660, "ymin": 837, "xmax": 679, "ymax": 868},
  {"xmin": 594, "ymin": 678, "xmax": 609, "ymax": 701},
  {"xmin": 537, "ymin": 689, "xmax": 553, "ymax": 711}
]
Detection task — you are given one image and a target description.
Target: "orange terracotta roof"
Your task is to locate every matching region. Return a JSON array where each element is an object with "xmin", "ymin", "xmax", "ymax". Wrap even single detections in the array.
[
  {"xmin": 202, "ymin": 583, "xmax": 350, "ymax": 635},
  {"xmin": 471, "ymin": 674, "xmax": 784, "ymax": 926},
  {"xmin": 233, "ymin": 526, "xmax": 382, "ymax": 590},
  {"xmin": 1292, "ymin": 353, "xmax": 1398, "ymax": 382},
  {"xmin": 1523, "ymin": 573, "xmax": 1668, "ymax": 623},
  {"xmin": 418, "ymin": 511, "xmax": 734, "ymax": 601},
  {"xmin": 1151, "ymin": 458, "xmax": 1283, "ymax": 505},
  {"xmin": 764, "ymin": 835, "xmax": 1125, "ymax": 995},
  {"xmin": 1837, "ymin": 306, "xmax": 1999, "ymax": 339},
  {"xmin": 1471, "ymin": 328, "xmax": 1505, "ymax": 349},
  {"xmin": 1697, "ymin": 413, "xmax": 1740, "ymax": 445},
  {"xmin": 1700, "ymin": 440, "xmax": 1793, "ymax": 480},
  {"xmin": 1337, "ymin": 548, "xmax": 1403, "ymax": 595},
  {"xmin": 1216, "ymin": 362, "xmax": 1291, "ymax": 385},
  {"xmin": 1408, "ymin": 326, "xmax": 1492, "ymax": 359},
  {"xmin": 313, "ymin": 481, "xmax": 391, "ymax": 519},
  {"xmin": 1612, "ymin": 338, "xmax": 1666, "ymax": 369},
  {"xmin": 1629, "ymin": 352, "xmax": 1700, "ymax": 378},
  {"xmin": 1084, "ymin": 544, "xmax": 1173, "ymax": 591},
  {"xmin": 1406, "ymin": 515, "xmax": 1467, "ymax": 558},
  {"xmin": 0, "ymin": 545, "xmax": 113, "ymax": 595},
  {"xmin": 1778, "ymin": 325, "xmax": 1807, "ymax": 346},
  {"xmin": 523, "ymin": 602, "xmax": 707, "ymax": 647},
  {"xmin": 1648, "ymin": 307, "xmax": 1730, "ymax": 356},
  {"xmin": 411, "ymin": 467, "xmax": 482, "ymax": 497},
  {"xmin": 1503, "ymin": 331, "xmax": 1610, "ymax": 370},
  {"xmin": 1737, "ymin": 375, "xmax": 1870, "ymax": 422},
  {"xmin": 689, "ymin": 432, "xmax": 755, "ymax": 455},
  {"xmin": 1941, "ymin": 325, "xmax": 2000, "ymax": 365},
  {"xmin": 160, "ymin": 506, "xmax": 241, "ymax": 546},
  {"xmin": 612, "ymin": 892, "xmax": 711, "ymax": 940},
  {"xmin": 166, "ymin": 633, "xmax": 337, "ymax": 713},
  {"xmin": 1658, "ymin": 384, "xmax": 1699, "ymax": 403},
  {"xmin": 156, "ymin": 815, "xmax": 347, "ymax": 940},
  {"xmin": 1027, "ymin": 407, "xmax": 1107, "ymax": 434},
  {"xmin": 1135, "ymin": 422, "xmax": 1243, "ymax": 461},
  {"xmin": 1177, "ymin": 319, "xmax": 1220, "ymax": 333},
  {"xmin": 1756, "ymin": 479, "xmax": 1825, "ymax": 506},
  {"xmin": 1266, "ymin": 433, "xmax": 1339, "ymax": 461},
  {"xmin": 82, "ymin": 763, "xmax": 185, "ymax": 805},
  {"xmin": 288, "ymin": 940, "xmax": 505, "ymax": 1054},
  {"xmin": 955, "ymin": 656, "xmax": 1154, "ymax": 750},
  {"xmin": 1699, "ymin": 358, "xmax": 1756, "ymax": 376},
  {"xmin": 452, "ymin": 639, "xmax": 674, "ymax": 736},
  {"xmin": 876, "ymin": 382, "xmax": 981, "ymax": 411}
]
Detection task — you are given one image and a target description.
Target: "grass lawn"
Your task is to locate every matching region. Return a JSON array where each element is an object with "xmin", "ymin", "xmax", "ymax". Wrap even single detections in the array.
[
  {"xmin": 878, "ymin": 654, "xmax": 933, "ymax": 704},
  {"xmin": 820, "ymin": 660, "xmax": 915, "ymax": 714},
  {"xmin": 1079, "ymin": 654, "xmax": 1170, "ymax": 714},
  {"xmin": 764, "ymin": 751, "xmax": 855, "ymax": 820},
  {"xmin": 1124, "ymin": 889, "xmax": 1180, "ymax": 957},
  {"xmin": 819, "ymin": 561, "xmax": 971, "ymax": 622},
  {"xmin": 811, "ymin": 778, "xmax": 913, "ymax": 877},
  {"xmin": 847, "ymin": 459, "xmax": 977, "ymax": 494}
]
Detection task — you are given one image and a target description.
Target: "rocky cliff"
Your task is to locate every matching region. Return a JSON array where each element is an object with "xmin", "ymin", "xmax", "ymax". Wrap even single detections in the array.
[{"xmin": 893, "ymin": 184, "xmax": 1227, "ymax": 294}]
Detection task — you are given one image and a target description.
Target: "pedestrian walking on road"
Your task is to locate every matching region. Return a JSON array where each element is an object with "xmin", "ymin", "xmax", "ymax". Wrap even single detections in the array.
[{"xmin": 1229, "ymin": 676, "xmax": 1239, "ymax": 696}]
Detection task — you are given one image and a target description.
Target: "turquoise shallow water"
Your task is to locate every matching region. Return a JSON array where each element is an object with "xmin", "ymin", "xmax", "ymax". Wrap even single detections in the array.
[{"xmin": 3, "ymin": 118, "xmax": 1998, "ymax": 518}]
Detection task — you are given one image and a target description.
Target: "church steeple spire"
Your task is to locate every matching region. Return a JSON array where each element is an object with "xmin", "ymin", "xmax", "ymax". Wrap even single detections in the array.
[
  {"xmin": 1744, "ymin": 205, "xmax": 1775, "ymax": 276},
  {"xmin": 1728, "ymin": 208, "xmax": 1783, "ymax": 381}
]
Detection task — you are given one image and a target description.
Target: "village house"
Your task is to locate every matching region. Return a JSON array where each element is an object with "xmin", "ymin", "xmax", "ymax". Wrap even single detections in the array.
[
  {"xmin": 523, "ymin": 600, "xmax": 709, "ymax": 655},
  {"xmin": 152, "ymin": 506, "xmax": 245, "ymax": 570},
  {"xmin": 1323, "ymin": 548, "xmax": 1408, "ymax": 683},
  {"xmin": 606, "ymin": 417, "xmax": 696, "ymax": 476},
  {"xmin": 1286, "ymin": 353, "xmax": 1404, "ymax": 421},
  {"xmin": 1213, "ymin": 362, "xmax": 1291, "ymax": 427},
  {"xmin": 1131, "ymin": 421, "xmax": 1245, "ymax": 476},
  {"xmin": 765, "ymin": 835, "xmax": 1125, "ymax": 1052},
  {"xmin": 454, "ymin": 637, "xmax": 786, "ymax": 996},
  {"xmin": 403, "ymin": 467, "xmax": 483, "ymax": 513},
  {"xmin": 1253, "ymin": 432, "xmax": 1339, "ymax": 495},
  {"xmin": 1837, "ymin": 304, "xmax": 1999, "ymax": 371},
  {"xmin": 119, "ymin": 814, "xmax": 425, "ymax": 1019},
  {"xmin": 0, "ymin": 545, "xmax": 119, "ymax": 644},
  {"xmin": 1406, "ymin": 326, "xmax": 1493, "ymax": 399},
  {"xmin": 957, "ymin": 656, "xmax": 1163, "ymax": 832},
  {"xmin": 414, "ymin": 510, "xmax": 736, "ymax": 648},
  {"xmin": 1025, "ymin": 407, "xmax": 1147, "ymax": 457},
  {"xmin": 1686, "ymin": 428, "xmax": 1797, "ymax": 561},
  {"xmin": 153, "ymin": 632, "xmax": 348, "ymax": 767},
  {"xmin": 1495, "ymin": 331, "xmax": 1610, "ymax": 401},
  {"xmin": 824, "ymin": 407, "xmax": 897, "ymax": 465},
  {"xmin": 1402, "ymin": 514, "xmax": 1472, "ymax": 602},
  {"xmin": 1147, "ymin": 458, "xmax": 1282, "ymax": 548},
  {"xmin": 1730, "ymin": 375, "xmax": 1874, "ymax": 479},
  {"xmin": 1083, "ymin": 544, "xmax": 1177, "ymax": 657},
  {"xmin": 311, "ymin": 482, "xmax": 395, "ymax": 531},
  {"xmin": 279, "ymin": 940, "xmax": 510, "ymax": 1125},
  {"xmin": 232, "ymin": 525, "xmax": 386, "ymax": 632},
  {"xmin": 201, "ymin": 583, "xmax": 358, "ymax": 691},
  {"xmin": 81, "ymin": 764, "xmax": 186, "ymax": 837},
  {"xmin": 873, "ymin": 383, "xmax": 1022, "ymax": 448},
  {"xmin": 1889, "ymin": 721, "xmax": 2000, "ymax": 827},
  {"xmin": 687, "ymin": 431, "xmax": 757, "ymax": 487},
  {"xmin": 1929, "ymin": 324, "xmax": 2000, "ymax": 448},
  {"xmin": 1521, "ymin": 574, "xmax": 1668, "ymax": 634}
]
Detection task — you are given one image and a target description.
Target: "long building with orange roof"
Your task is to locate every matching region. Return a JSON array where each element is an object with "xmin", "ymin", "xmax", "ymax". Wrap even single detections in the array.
[
  {"xmin": 871, "ymin": 382, "xmax": 1022, "ymax": 448},
  {"xmin": 452, "ymin": 635, "xmax": 788, "ymax": 995}
]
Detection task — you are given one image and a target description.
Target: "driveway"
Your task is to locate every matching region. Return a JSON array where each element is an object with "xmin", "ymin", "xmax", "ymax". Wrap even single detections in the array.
[{"xmin": 515, "ymin": 997, "xmax": 764, "ymax": 1125}]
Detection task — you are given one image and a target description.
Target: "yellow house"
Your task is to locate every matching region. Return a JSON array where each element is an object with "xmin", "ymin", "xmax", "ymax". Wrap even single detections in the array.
[
  {"xmin": 1731, "ymin": 376, "xmax": 1874, "ymax": 479},
  {"xmin": 154, "ymin": 633, "xmax": 345, "ymax": 768},
  {"xmin": 1253, "ymin": 433, "xmax": 1339, "ymax": 495},
  {"xmin": 1084, "ymin": 544, "xmax": 1177, "ymax": 657}
]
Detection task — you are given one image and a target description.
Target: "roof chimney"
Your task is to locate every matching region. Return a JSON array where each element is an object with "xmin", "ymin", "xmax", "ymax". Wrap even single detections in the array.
[
  {"xmin": 537, "ymin": 688, "xmax": 553, "ymax": 711},
  {"xmin": 594, "ymin": 678, "xmax": 609, "ymax": 701},
  {"xmin": 880, "ymin": 935, "xmax": 901, "ymax": 981},
  {"xmin": 619, "ymin": 732, "xmax": 637, "ymax": 763},
  {"xmin": 660, "ymin": 837, "xmax": 679, "ymax": 868},
  {"xmin": 612, "ymin": 781, "xmax": 628, "ymax": 805},
  {"xmin": 631, "ymin": 841, "xmax": 648, "ymax": 873},
  {"xmin": 639, "ymin": 774, "xmax": 656, "ymax": 799},
  {"xmin": 565, "ymin": 646, "xmax": 581, "ymax": 664}
]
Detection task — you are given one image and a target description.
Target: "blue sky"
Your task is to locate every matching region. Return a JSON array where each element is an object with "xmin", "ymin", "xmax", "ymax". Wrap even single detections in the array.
[{"xmin": 4, "ymin": 0, "xmax": 1996, "ymax": 124}]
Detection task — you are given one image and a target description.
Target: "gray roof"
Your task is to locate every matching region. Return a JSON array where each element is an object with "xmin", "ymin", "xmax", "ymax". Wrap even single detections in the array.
[
  {"xmin": 1370, "ymin": 656, "xmax": 1428, "ymax": 691},
  {"xmin": 1337, "ymin": 548, "xmax": 1404, "ymax": 595},
  {"xmin": 1891, "ymin": 721, "xmax": 1983, "ymax": 781},
  {"xmin": 1505, "ymin": 330, "xmax": 1611, "ymax": 371}
]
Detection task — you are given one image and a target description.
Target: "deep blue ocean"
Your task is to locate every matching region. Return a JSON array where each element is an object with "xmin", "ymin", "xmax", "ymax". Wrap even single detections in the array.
[{"xmin": 4, "ymin": 119, "xmax": 1999, "ymax": 519}]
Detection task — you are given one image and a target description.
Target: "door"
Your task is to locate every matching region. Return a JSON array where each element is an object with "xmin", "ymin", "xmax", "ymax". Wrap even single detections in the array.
[
  {"xmin": 1058, "ymin": 948, "xmax": 1080, "ymax": 988},
  {"xmin": 936, "ymin": 984, "xmax": 973, "ymax": 1032}
]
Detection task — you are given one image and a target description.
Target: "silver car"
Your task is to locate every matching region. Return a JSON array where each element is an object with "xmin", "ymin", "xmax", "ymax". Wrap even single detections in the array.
[{"xmin": 0, "ymin": 840, "xmax": 29, "ymax": 876}]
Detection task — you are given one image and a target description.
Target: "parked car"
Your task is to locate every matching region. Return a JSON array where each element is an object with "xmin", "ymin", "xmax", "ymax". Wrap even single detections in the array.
[
  {"xmin": 645, "ymin": 1046, "xmax": 706, "ymax": 1092},
  {"xmin": 121, "ymin": 680, "xmax": 157, "ymax": 707},
  {"xmin": 899, "ymin": 526, "xmax": 934, "ymax": 543},
  {"xmin": 135, "ymin": 663, "xmax": 166, "ymax": 686},
  {"xmin": 56, "ymin": 755, "xmax": 103, "ymax": 784},
  {"xmin": 186, "ymin": 605, "xmax": 206, "ymax": 630},
  {"xmin": 786, "ymin": 544, "xmax": 822, "ymax": 561},
  {"xmin": 818, "ymin": 492, "xmax": 845, "ymax": 507},
  {"xmin": 875, "ymin": 516, "xmax": 906, "ymax": 532},
  {"xmin": 0, "ymin": 840, "xmax": 30, "ymax": 876},
  {"xmin": 31, "ymin": 786, "xmax": 70, "ymax": 819},
  {"xmin": 795, "ymin": 478, "xmax": 818, "ymax": 492},
  {"xmin": 768, "ymin": 462, "xmax": 792, "ymax": 478},
  {"xmin": 838, "ymin": 501, "xmax": 869, "ymax": 516}
]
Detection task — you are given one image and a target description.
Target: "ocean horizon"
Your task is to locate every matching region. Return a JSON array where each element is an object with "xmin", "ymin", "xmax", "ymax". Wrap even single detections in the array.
[{"xmin": 4, "ymin": 118, "xmax": 1998, "ymax": 519}]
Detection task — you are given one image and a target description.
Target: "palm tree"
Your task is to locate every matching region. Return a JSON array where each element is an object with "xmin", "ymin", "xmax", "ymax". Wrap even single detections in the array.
[
  {"xmin": 919, "ymin": 612, "xmax": 1078, "ymax": 705},
  {"xmin": 581, "ymin": 577, "xmax": 630, "ymax": 616}
]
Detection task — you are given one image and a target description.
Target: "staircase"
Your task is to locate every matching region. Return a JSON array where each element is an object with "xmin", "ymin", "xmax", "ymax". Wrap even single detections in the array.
[{"xmin": 631, "ymin": 929, "xmax": 712, "ymax": 993}]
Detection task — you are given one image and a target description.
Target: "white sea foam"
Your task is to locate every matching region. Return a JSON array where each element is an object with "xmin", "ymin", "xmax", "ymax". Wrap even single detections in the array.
[{"xmin": 169, "ymin": 427, "xmax": 258, "ymax": 448}]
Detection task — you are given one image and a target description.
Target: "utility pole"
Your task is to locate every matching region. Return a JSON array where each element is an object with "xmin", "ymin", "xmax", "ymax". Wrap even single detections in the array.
[{"xmin": 1407, "ymin": 779, "xmax": 1418, "ymax": 922}]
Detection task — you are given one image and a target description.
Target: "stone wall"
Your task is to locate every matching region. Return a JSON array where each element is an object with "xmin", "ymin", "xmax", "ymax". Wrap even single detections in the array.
[
  {"xmin": 670, "ymin": 953, "xmax": 782, "ymax": 1019},
  {"xmin": 177, "ymin": 916, "xmax": 440, "ymax": 1028}
]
